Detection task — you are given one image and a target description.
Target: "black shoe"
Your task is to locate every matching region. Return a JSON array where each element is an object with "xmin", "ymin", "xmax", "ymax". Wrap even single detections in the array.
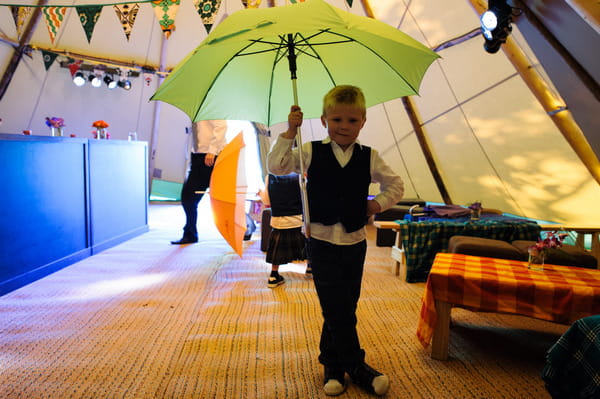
[
  {"xmin": 323, "ymin": 366, "xmax": 345, "ymax": 396},
  {"xmin": 170, "ymin": 236, "xmax": 198, "ymax": 245},
  {"xmin": 267, "ymin": 274, "xmax": 285, "ymax": 288},
  {"xmin": 348, "ymin": 363, "xmax": 389, "ymax": 396}
]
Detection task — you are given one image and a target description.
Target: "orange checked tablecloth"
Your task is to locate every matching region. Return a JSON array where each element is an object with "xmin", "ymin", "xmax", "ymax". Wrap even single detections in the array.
[{"xmin": 417, "ymin": 253, "xmax": 600, "ymax": 357}]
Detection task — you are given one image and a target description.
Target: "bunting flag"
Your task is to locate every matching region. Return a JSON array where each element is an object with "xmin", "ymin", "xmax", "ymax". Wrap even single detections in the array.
[
  {"xmin": 151, "ymin": 0, "xmax": 181, "ymax": 39},
  {"xmin": 193, "ymin": 0, "xmax": 222, "ymax": 33},
  {"xmin": 113, "ymin": 3, "xmax": 140, "ymax": 41},
  {"xmin": 241, "ymin": 0, "xmax": 261, "ymax": 8},
  {"xmin": 10, "ymin": 6, "xmax": 33, "ymax": 40},
  {"xmin": 41, "ymin": 50, "xmax": 58, "ymax": 70},
  {"xmin": 76, "ymin": 5, "xmax": 103, "ymax": 43},
  {"xmin": 346, "ymin": 0, "xmax": 353, "ymax": 6},
  {"xmin": 42, "ymin": 6, "xmax": 67, "ymax": 44}
]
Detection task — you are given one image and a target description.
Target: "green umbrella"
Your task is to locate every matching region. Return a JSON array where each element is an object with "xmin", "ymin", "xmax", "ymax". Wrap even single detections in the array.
[
  {"xmin": 151, "ymin": 0, "xmax": 439, "ymax": 127},
  {"xmin": 151, "ymin": 0, "xmax": 439, "ymax": 237}
]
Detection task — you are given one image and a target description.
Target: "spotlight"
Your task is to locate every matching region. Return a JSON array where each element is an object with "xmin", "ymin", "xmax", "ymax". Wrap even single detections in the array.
[
  {"xmin": 118, "ymin": 79, "xmax": 132, "ymax": 90},
  {"xmin": 117, "ymin": 69, "xmax": 132, "ymax": 90},
  {"xmin": 480, "ymin": 0, "xmax": 513, "ymax": 54},
  {"xmin": 73, "ymin": 71, "xmax": 86, "ymax": 87},
  {"xmin": 89, "ymin": 74, "xmax": 102, "ymax": 88},
  {"xmin": 104, "ymin": 75, "xmax": 117, "ymax": 89}
]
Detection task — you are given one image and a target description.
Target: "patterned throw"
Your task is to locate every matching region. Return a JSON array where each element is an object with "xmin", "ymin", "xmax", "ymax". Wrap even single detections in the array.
[
  {"xmin": 395, "ymin": 219, "xmax": 541, "ymax": 282},
  {"xmin": 151, "ymin": 0, "xmax": 181, "ymax": 38},
  {"xmin": 417, "ymin": 253, "xmax": 600, "ymax": 348},
  {"xmin": 542, "ymin": 315, "xmax": 600, "ymax": 399}
]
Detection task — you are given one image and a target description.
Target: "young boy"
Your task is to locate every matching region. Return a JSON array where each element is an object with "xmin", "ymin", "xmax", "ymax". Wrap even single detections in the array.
[{"xmin": 267, "ymin": 85, "xmax": 404, "ymax": 396}]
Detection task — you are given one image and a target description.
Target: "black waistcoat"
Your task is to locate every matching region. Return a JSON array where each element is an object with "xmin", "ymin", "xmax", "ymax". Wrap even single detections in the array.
[
  {"xmin": 268, "ymin": 173, "xmax": 302, "ymax": 217},
  {"xmin": 307, "ymin": 142, "xmax": 371, "ymax": 233}
]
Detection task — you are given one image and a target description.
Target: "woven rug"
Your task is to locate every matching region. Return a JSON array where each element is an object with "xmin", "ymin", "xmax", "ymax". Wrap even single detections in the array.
[{"xmin": 0, "ymin": 203, "xmax": 567, "ymax": 398}]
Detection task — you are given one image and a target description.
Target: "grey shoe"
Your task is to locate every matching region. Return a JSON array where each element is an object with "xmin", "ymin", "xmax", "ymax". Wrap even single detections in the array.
[
  {"xmin": 323, "ymin": 366, "xmax": 345, "ymax": 396},
  {"xmin": 348, "ymin": 363, "xmax": 389, "ymax": 396}
]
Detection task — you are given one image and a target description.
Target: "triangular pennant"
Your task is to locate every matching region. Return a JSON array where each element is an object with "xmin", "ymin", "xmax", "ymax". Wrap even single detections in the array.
[
  {"xmin": 346, "ymin": 0, "xmax": 353, "ymax": 6},
  {"xmin": 151, "ymin": 0, "xmax": 181, "ymax": 39},
  {"xmin": 113, "ymin": 3, "xmax": 140, "ymax": 41},
  {"xmin": 11, "ymin": 6, "xmax": 33, "ymax": 40},
  {"xmin": 76, "ymin": 5, "xmax": 103, "ymax": 43},
  {"xmin": 241, "ymin": 0, "xmax": 261, "ymax": 8},
  {"xmin": 41, "ymin": 50, "xmax": 58, "ymax": 70},
  {"xmin": 193, "ymin": 0, "xmax": 222, "ymax": 33},
  {"xmin": 42, "ymin": 7, "xmax": 67, "ymax": 44}
]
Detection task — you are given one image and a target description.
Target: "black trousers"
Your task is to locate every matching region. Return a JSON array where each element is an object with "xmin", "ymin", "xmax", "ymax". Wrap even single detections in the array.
[
  {"xmin": 180, "ymin": 153, "xmax": 215, "ymax": 238},
  {"xmin": 308, "ymin": 237, "xmax": 367, "ymax": 370}
]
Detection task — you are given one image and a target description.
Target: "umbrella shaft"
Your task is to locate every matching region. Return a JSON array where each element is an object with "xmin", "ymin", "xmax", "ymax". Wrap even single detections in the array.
[{"xmin": 286, "ymin": 33, "xmax": 297, "ymax": 80}]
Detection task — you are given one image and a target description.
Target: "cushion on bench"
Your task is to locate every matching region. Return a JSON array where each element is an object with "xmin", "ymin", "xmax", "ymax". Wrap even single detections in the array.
[
  {"xmin": 512, "ymin": 240, "xmax": 597, "ymax": 269},
  {"xmin": 448, "ymin": 235, "xmax": 523, "ymax": 261}
]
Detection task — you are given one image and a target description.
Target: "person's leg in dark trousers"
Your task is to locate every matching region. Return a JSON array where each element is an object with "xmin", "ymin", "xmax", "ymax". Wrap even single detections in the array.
[
  {"xmin": 310, "ymin": 238, "xmax": 367, "ymax": 369},
  {"xmin": 172, "ymin": 153, "xmax": 214, "ymax": 244},
  {"xmin": 309, "ymin": 237, "xmax": 389, "ymax": 396}
]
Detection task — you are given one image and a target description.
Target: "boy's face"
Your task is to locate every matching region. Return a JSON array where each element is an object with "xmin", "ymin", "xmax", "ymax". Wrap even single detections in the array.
[{"xmin": 320, "ymin": 104, "xmax": 366, "ymax": 150}]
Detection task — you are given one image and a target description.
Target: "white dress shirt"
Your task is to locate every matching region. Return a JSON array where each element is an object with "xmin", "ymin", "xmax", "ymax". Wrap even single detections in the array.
[
  {"xmin": 192, "ymin": 120, "xmax": 227, "ymax": 155},
  {"xmin": 267, "ymin": 135, "xmax": 404, "ymax": 245}
]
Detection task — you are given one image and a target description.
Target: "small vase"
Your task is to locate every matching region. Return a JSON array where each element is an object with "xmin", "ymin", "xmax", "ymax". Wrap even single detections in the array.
[
  {"xmin": 51, "ymin": 127, "xmax": 63, "ymax": 137},
  {"xmin": 528, "ymin": 251, "xmax": 545, "ymax": 271},
  {"xmin": 96, "ymin": 128, "xmax": 107, "ymax": 139},
  {"xmin": 470, "ymin": 208, "xmax": 481, "ymax": 220}
]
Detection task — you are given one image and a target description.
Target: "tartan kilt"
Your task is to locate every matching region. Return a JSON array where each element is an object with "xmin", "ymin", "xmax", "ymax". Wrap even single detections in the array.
[{"xmin": 266, "ymin": 227, "xmax": 307, "ymax": 265}]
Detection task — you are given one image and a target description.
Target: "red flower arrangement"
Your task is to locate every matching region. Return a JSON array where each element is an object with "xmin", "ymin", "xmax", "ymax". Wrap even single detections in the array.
[
  {"xmin": 92, "ymin": 120, "xmax": 109, "ymax": 128},
  {"xmin": 528, "ymin": 231, "xmax": 568, "ymax": 266}
]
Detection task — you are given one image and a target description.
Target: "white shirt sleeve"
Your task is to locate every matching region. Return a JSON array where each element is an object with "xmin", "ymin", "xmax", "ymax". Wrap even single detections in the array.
[{"xmin": 266, "ymin": 134, "xmax": 312, "ymax": 175}]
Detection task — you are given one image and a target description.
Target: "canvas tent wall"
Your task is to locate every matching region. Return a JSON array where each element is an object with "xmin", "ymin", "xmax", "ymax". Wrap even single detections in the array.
[{"xmin": 0, "ymin": 0, "xmax": 598, "ymax": 226}]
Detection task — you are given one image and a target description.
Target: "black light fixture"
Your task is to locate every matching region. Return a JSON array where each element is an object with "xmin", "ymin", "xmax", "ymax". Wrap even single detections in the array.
[
  {"xmin": 104, "ymin": 75, "xmax": 117, "ymax": 89},
  {"xmin": 117, "ymin": 69, "xmax": 132, "ymax": 90},
  {"xmin": 73, "ymin": 71, "xmax": 86, "ymax": 87},
  {"xmin": 480, "ymin": 0, "xmax": 513, "ymax": 54},
  {"xmin": 89, "ymin": 70, "xmax": 103, "ymax": 88}
]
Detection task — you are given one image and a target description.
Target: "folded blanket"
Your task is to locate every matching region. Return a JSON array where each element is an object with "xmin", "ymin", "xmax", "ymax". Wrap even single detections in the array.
[{"xmin": 425, "ymin": 205, "xmax": 471, "ymax": 218}]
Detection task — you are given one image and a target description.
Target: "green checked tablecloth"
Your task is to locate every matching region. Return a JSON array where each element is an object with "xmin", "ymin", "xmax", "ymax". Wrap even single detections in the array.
[
  {"xmin": 542, "ymin": 315, "xmax": 600, "ymax": 399},
  {"xmin": 395, "ymin": 219, "xmax": 541, "ymax": 282}
]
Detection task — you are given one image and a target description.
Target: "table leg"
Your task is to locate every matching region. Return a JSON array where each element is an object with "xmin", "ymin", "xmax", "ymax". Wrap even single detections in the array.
[
  {"xmin": 390, "ymin": 228, "xmax": 406, "ymax": 279},
  {"xmin": 431, "ymin": 300, "xmax": 452, "ymax": 360}
]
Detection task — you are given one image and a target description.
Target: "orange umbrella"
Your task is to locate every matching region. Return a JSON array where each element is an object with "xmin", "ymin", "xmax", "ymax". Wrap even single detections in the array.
[{"xmin": 209, "ymin": 132, "xmax": 247, "ymax": 256}]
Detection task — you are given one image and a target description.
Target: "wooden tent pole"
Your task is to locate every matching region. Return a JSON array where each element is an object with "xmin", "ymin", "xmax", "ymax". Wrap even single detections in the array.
[
  {"xmin": 468, "ymin": 0, "xmax": 600, "ymax": 186},
  {"xmin": 360, "ymin": 0, "xmax": 453, "ymax": 204},
  {"xmin": 0, "ymin": 0, "xmax": 48, "ymax": 101},
  {"xmin": 402, "ymin": 97, "xmax": 453, "ymax": 205}
]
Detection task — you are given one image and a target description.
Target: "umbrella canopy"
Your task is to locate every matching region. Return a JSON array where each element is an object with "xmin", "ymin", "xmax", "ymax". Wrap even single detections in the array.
[
  {"xmin": 210, "ymin": 132, "xmax": 247, "ymax": 257},
  {"xmin": 151, "ymin": 0, "xmax": 439, "ymax": 126}
]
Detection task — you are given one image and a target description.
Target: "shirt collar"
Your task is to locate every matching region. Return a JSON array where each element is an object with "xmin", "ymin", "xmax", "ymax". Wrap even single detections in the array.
[{"xmin": 322, "ymin": 137, "xmax": 361, "ymax": 152}]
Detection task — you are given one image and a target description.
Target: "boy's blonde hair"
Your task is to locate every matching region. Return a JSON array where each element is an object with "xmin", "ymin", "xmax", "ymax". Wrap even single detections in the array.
[{"xmin": 322, "ymin": 85, "xmax": 366, "ymax": 116}]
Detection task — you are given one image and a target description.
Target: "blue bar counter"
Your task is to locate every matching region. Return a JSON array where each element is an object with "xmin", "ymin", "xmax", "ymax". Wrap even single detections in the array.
[{"xmin": 0, "ymin": 134, "xmax": 149, "ymax": 295}]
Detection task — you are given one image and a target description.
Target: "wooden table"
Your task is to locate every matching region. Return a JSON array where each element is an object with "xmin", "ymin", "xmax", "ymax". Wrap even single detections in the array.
[{"xmin": 417, "ymin": 253, "xmax": 600, "ymax": 360}]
